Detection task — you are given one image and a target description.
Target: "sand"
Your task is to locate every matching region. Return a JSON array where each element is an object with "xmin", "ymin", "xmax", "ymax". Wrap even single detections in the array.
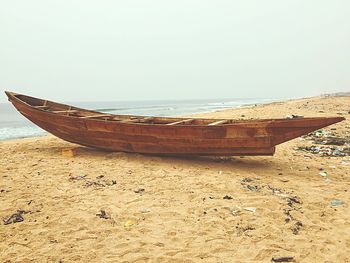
[{"xmin": 0, "ymin": 95, "xmax": 349, "ymax": 262}]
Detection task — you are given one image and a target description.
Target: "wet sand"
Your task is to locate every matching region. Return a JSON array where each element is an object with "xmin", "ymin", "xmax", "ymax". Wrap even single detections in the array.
[{"xmin": 1, "ymin": 95, "xmax": 349, "ymax": 262}]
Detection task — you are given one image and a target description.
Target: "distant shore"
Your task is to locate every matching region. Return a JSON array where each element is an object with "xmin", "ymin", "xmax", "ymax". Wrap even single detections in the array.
[{"xmin": 1, "ymin": 95, "xmax": 349, "ymax": 262}]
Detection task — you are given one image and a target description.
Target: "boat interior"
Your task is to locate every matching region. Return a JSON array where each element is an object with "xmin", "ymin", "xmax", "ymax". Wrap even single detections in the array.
[{"xmin": 9, "ymin": 92, "xmax": 313, "ymax": 126}]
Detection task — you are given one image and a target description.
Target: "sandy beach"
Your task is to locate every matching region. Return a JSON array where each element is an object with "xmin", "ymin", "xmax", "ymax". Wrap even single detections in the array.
[{"xmin": 1, "ymin": 95, "xmax": 349, "ymax": 262}]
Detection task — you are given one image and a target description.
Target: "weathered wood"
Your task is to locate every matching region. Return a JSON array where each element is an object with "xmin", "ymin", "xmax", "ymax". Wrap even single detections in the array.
[
  {"xmin": 4, "ymin": 91, "xmax": 345, "ymax": 156},
  {"xmin": 81, "ymin": 114, "xmax": 112, "ymax": 119},
  {"xmin": 208, "ymin": 120, "xmax": 228, "ymax": 126},
  {"xmin": 166, "ymin": 119, "xmax": 194, "ymax": 125},
  {"xmin": 52, "ymin": 110, "xmax": 78, "ymax": 113},
  {"xmin": 35, "ymin": 105, "xmax": 49, "ymax": 109}
]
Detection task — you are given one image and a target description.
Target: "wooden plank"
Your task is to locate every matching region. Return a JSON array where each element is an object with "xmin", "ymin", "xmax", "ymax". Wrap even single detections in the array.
[
  {"xmin": 52, "ymin": 110, "xmax": 78, "ymax": 113},
  {"xmin": 208, "ymin": 120, "xmax": 228, "ymax": 126},
  {"xmin": 34, "ymin": 106, "xmax": 49, "ymax": 109},
  {"xmin": 119, "ymin": 119, "xmax": 142, "ymax": 123},
  {"xmin": 118, "ymin": 116, "xmax": 154, "ymax": 123},
  {"xmin": 81, "ymin": 114, "xmax": 112, "ymax": 119},
  {"xmin": 166, "ymin": 119, "xmax": 194, "ymax": 126}
]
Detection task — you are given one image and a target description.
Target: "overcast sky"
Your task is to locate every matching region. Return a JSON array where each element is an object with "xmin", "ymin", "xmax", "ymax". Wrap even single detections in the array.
[{"xmin": 1, "ymin": 1, "xmax": 349, "ymax": 102}]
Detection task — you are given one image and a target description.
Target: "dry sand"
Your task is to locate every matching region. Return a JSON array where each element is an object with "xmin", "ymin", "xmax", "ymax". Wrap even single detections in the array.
[{"xmin": 0, "ymin": 96, "xmax": 349, "ymax": 262}]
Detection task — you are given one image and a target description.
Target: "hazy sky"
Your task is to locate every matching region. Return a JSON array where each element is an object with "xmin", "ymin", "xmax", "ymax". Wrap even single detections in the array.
[{"xmin": 1, "ymin": 1, "xmax": 349, "ymax": 102}]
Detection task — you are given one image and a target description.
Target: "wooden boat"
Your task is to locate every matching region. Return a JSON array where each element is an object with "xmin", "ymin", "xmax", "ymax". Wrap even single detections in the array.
[{"xmin": 5, "ymin": 91, "xmax": 345, "ymax": 156}]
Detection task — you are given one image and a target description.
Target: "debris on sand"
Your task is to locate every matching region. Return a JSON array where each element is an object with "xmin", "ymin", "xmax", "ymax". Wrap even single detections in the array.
[
  {"xmin": 313, "ymin": 136, "xmax": 348, "ymax": 146},
  {"xmin": 140, "ymin": 208, "xmax": 151, "ymax": 213},
  {"xmin": 85, "ymin": 181, "xmax": 106, "ymax": 188},
  {"xmin": 96, "ymin": 210, "xmax": 110, "ymax": 219},
  {"xmin": 286, "ymin": 196, "xmax": 302, "ymax": 207},
  {"xmin": 304, "ymin": 130, "xmax": 350, "ymax": 145},
  {"xmin": 297, "ymin": 145, "xmax": 350, "ymax": 157},
  {"xmin": 3, "ymin": 210, "xmax": 26, "ymax": 225},
  {"xmin": 319, "ymin": 171, "xmax": 328, "ymax": 177},
  {"xmin": 241, "ymin": 178, "xmax": 254, "ymax": 183},
  {"xmin": 286, "ymin": 114, "xmax": 303, "ymax": 119},
  {"xmin": 271, "ymin": 256, "xmax": 295, "ymax": 262},
  {"xmin": 241, "ymin": 178, "xmax": 259, "ymax": 192},
  {"xmin": 134, "ymin": 188, "xmax": 145, "ymax": 194},
  {"xmin": 246, "ymin": 185, "xmax": 258, "ymax": 191},
  {"xmin": 297, "ymin": 130, "xmax": 350, "ymax": 156},
  {"xmin": 244, "ymin": 207, "xmax": 256, "ymax": 213},
  {"xmin": 69, "ymin": 175, "xmax": 87, "ymax": 181},
  {"xmin": 124, "ymin": 219, "xmax": 136, "ymax": 228},
  {"xmin": 235, "ymin": 224, "xmax": 255, "ymax": 236},
  {"xmin": 223, "ymin": 195, "xmax": 233, "ymax": 200},
  {"xmin": 284, "ymin": 208, "xmax": 293, "ymax": 223},
  {"xmin": 227, "ymin": 206, "xmax": 241, "ymax": 216},
  {"xmin": 292, "ymin": 221, "xmax": 303, "ymax": 235},
  {"xmin": 282, "ymin": 196, "xmax": 303, "ymax": 234},
  {"xmin": 69, "ymin": 174, "xmax": 116, "ymax": 188},
  {"xmin": 330, "ymin": 199, "xmax": 344, "ymax": 206}
]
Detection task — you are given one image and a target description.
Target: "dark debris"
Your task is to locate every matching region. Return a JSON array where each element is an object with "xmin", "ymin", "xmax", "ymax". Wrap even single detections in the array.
[
  {"xmin": 96, "ymin": 210, "xmax": 109, "ymax": 219},
  {"xmin": 271, "ymin": 257, "xmax": 295, "ymax": 262},
  {"xmin": 134, "ymin": 188, "xmax": 145, "ymax": 194},
  {"xmin": 292, "ymin": 221, "xmax": 303, "ymax": 235},
  {"xmin": 3, "ymin": 210, "xmax": 28, "ymax": 225},
  {"xmin": 298, "ymin": 130, "xmax": 350, "ymax": 156}
]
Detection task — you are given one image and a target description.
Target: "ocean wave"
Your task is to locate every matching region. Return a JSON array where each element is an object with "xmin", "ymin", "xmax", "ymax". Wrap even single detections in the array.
[{"xmin": 0, "ymin": 126, "xmax": 47, "ymax": 141}]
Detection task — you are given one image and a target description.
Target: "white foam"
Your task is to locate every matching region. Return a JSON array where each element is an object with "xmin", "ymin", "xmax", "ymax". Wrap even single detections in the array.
[{"xmin": 0, "ymin": 126, "xmax": 47, "ymax": 141}]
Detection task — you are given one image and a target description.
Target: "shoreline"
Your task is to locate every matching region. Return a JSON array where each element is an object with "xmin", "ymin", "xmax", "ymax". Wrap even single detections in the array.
[{"xmin": 1, "ymin": 95, "xmax": 349, "ymax": 262}]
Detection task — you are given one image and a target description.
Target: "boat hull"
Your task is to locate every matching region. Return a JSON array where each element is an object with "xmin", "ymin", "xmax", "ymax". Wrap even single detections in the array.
[{"xmin": 5, "ymin": 91, "xmax": 345, "ymax": 156}]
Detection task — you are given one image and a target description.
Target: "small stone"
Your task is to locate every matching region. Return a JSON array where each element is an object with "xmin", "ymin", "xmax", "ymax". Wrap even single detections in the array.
[
  {"xmin": 241, "ymin": 178, "xmax": 253, "ymax": 183},
  {"xmin": 124, "ymin": 220, "xmax": 136, "ymax": 228},
  {"xmin": 246, "ymin": 185, "xmax": 258, "ymax": 191},
  {"xmin": 229, "ymin": 206, "xmax": 241, "ymax": 216},
  {"xmin": 140, "ymin": 208, "xmax": 151, "ymax": 213},
  {"xmin": 319, "ymin": 171, "xmax": 328, "ymax": 177},
  {"xmin": 330, "ymin": 199, "xmax": 344, "ymax": 206}
]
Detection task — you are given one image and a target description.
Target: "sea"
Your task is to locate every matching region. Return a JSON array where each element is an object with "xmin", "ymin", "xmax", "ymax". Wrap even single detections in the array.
[{"xmin": 0, "ymin": 98, "xmax": 279, "ymax": 141}]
